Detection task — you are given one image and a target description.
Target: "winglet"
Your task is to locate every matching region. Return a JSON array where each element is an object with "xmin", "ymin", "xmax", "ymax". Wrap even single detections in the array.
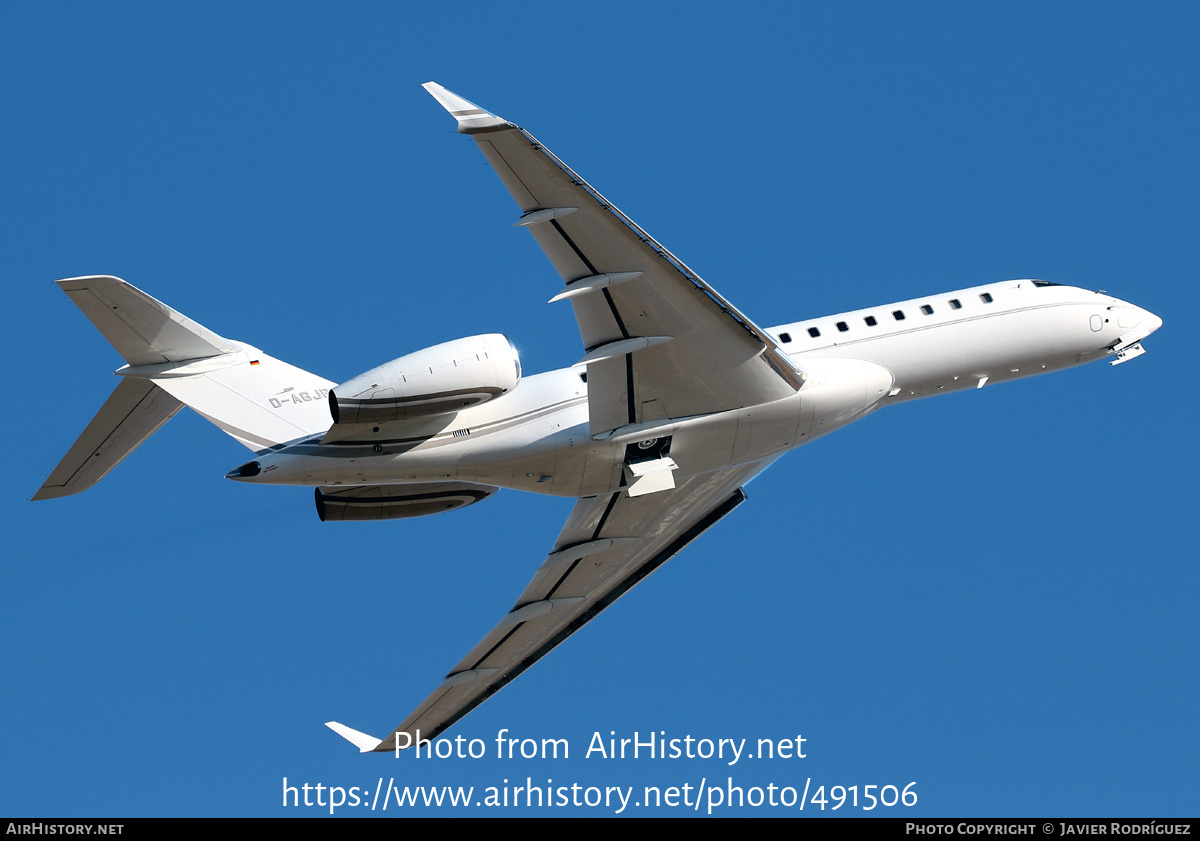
[
  {"xmin": 422, "ymin": 82, "xmax": 509, "ymax": 134},
  {"xmin": 325, "ymin": 721, "xmax": 385, "ymax": 753}
]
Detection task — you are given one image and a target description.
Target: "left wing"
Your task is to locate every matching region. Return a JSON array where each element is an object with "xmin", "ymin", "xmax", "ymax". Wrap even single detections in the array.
[{"xmin": 327, "ymin": 458, "xmax": 772, "ymax": 751}]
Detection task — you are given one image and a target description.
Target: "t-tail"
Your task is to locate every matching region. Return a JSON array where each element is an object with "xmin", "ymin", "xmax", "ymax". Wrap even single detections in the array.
[{"xmin": 34, "ymin": 276, "xmax": 335, "ymax": 500}]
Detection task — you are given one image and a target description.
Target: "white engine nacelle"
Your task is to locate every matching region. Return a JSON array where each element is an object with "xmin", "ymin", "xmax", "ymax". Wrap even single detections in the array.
[
  {"xmin": 329, "ymin": 334, "xmax": 520, "ymax": 424},
  {"xmin": 315, "ymin": 482, "xmax": 499, "ymax": 521}
]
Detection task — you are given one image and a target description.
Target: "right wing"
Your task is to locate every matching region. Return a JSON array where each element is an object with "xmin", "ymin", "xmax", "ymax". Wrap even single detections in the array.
[
  {"xmin": 422, "ymin": 83, "xmax": 803, "ymax": 437},
  {"xmin": 328, "ymin": 458, "xmax": 771, "ymax": 752}
]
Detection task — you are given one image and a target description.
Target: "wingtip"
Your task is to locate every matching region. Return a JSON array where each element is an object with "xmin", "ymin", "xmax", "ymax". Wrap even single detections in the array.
[
  {"xmin": 421, "ymin": 81, "xmax": 509, "ymax": 134},
  {"xmin": 325, "ymin": 721, "xmax": 385, "ymax": 753}
]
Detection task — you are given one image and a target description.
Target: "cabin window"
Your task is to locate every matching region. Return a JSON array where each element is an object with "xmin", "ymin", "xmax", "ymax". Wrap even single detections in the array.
[
  {"xmin": 980, "ymin": 293, "xmax": 994, "ymax": 303},
  {"xmin": 807, "ymin": 327, "xmax": 821, "ymax": 338},
  {"xmin": 864, "ymin": 315, "xmax": 878, "ymax": 326},
  {"xmin": 920, "ymin": 304, "xmax": 934, "ymax": 315},
  {"xmin": 893, "ymin": 310, "xmax": 906, "ymax": 321},
  {"xmin": 579, "ymin": 372, "xmax": 587, "ymax": 383},
  {"xmin": 779, "ymin": 332, "xmax": 792, "ymax": 343},
  {"xmin": 836, "ymin": 321, "xmax": 849, "ymax": 332},
  {"xmin": 949, "ymin": 298, "xmax": 962, "ymax": 309}
]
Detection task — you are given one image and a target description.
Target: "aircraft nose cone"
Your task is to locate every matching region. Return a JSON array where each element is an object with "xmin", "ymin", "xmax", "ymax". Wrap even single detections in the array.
[{"xmin": 1112, "ymin": 300, "xmax": 1163, "ymax": 335}]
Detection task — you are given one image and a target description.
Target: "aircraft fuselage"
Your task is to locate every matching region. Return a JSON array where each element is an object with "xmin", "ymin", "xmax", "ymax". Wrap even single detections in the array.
[{"xmin": 231, "ymin": 279, "xmax": 1160, "ymax": 499}]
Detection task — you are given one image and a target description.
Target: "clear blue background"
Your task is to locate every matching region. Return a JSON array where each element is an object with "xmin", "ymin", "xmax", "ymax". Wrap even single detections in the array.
[{"xmin": 2, "ymin": 1, "xmax": 1194, "ymax": 817}]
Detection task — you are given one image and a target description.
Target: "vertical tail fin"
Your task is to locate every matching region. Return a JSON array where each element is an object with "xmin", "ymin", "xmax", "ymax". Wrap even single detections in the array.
[{"xmin": 36, "ymin": 276, "xmax": 336, "ymax": 499}]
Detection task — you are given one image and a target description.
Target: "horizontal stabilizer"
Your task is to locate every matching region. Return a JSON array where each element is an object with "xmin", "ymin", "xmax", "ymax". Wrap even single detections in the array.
[
  {"xmin": 325, "ymin": 721, "xmax": 384, "ymax": 753},
  {"xmin": 57, "ymin": 275, "xmax": 238, "ymax": 366},
  {"xmin": 34, "ymin": 379, "xmax": 183, "ymax": 500},
  {"xmin": 48, "ymin": 276, "xmax": 336, "ymax": 454}
]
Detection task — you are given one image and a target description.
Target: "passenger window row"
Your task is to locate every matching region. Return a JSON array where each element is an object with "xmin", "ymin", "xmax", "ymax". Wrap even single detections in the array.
[{"xmin": 777, "ymin": 293, "xmax": 995, "ymax": 343}]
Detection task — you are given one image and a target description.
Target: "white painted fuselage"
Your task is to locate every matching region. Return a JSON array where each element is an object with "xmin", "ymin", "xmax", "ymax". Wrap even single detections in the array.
[{"xmin": 231, "ymin": 279, "xmax": 1160, "ymax": 499}]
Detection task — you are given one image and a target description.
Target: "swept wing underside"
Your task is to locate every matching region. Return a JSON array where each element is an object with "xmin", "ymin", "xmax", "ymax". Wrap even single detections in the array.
[
  {"xmin": 330, "ymin": 459, "xmax": 770, "ymax": 751},
  {"xmin": 328, "ymin": 84, "xmax": 792, "ymax": 750},
  {"xmin": 422, "ymin": 83, "xmax": 801, "ymax": 437}
]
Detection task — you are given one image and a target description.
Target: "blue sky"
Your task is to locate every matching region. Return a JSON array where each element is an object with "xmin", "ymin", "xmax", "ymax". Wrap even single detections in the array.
[{"xmin": 2, "ymin": 2, "xmax": 1195, "ymax": 817}]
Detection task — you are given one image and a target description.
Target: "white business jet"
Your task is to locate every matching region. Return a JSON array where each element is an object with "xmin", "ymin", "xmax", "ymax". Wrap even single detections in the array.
[{"xmin": 36, "ymin": 83, "xmax": 1161, "ymax": 753}]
